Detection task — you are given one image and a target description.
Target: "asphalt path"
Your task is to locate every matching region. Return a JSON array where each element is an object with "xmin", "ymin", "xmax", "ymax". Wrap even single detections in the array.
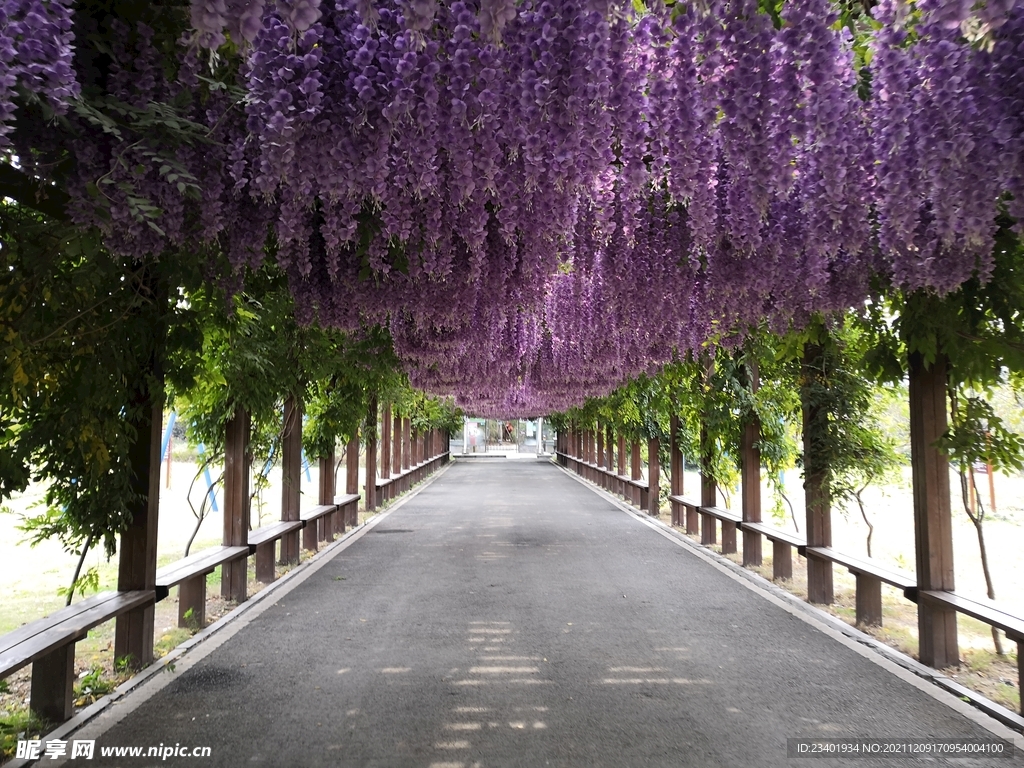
[{"xmin": 72, "ymin": 460, "xmax": 1020, "ymax": 767}]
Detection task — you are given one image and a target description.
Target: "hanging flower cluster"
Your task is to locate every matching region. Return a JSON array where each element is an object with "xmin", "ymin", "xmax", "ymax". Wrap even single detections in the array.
[
  {"xmin": 0, "ymin": 0, "xmax": 77, "ymax": 146},
  {"xmin": 8, "ymin": 0, "xmax": 1024, "ymax": 417}
]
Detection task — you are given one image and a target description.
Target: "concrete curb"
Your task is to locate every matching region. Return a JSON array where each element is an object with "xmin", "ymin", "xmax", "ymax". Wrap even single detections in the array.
[
  {"xmin": 4, "ymin": 461, "xmax": 454, "ymax": 768},
  {"xmin": 550, "ymin": 459, "xmax": 1024, "ymax": 746}
]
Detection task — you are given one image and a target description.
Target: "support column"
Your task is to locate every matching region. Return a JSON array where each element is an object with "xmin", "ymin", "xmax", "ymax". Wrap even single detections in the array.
[
  {"xmin": 393, "ymin": 412, "xmax": 402, "ymax": 488},
  {"xmin": 381, "ymin": 403, "xmax": 392, "ymax": 499},
  {"xmin": 803, "ymin": 342, "xmax": 834, "ymax": 604},
  {"xmin": 221, "ymin": 407, "xmax": 250, "ymax": 601},
  {"xmin": 699, "ymin": 422, "xmax": 716, "ymax": 543},
  {"xmin": 670, "ymin": 414, "xmax": 683, "ymax": 526},
  {"xmin": 280, "ymin": 396, "xmax": 302, "ymax": 565},
  {"xmin": 366, "ymin": 395, "xmax": 378, "ymax": 511},
  {"xmin": 630, "ymin": 440, "xmax": 642, "ymax": 508},
  {"xmin": 596, "ymin": 426, "xmax": 605, "ymax": 488},
  {"xmin": 647, "ymin": 437, "xmax": 660, "ymax": 516},
  {"xmin": 345, "ymin": 433, "xmax": 359, "ymax": 527},
  {"xmin": 115, "ymin": 399, "xmax": 162, "ymax": 669},
  {"xmin": 910, "ymin": 352, "xmax": 958, "ymax": 668},
  {"xmin": 320, "ymin": 448, "xmax": 339, "ymax": 538},
  {"xmin": 741, "ymin": 414, "xmax": 762, "ymax": 566},
  {"xmin": 402, "ymin": 417, "xmax": 412, "ymax": 491}
]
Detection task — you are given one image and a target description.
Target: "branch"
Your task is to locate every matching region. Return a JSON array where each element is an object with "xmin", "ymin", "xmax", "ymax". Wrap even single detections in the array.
[{"xmin": 0, "ymin": 163, "xmax": 70, "ymax": 221}]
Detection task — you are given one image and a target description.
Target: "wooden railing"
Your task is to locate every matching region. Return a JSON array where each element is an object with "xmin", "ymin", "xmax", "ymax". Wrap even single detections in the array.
[
  {"xmin": 0, "ymin": 425, "xmax": 451, "ymax": 725},
  {"xmin": 556, "ymin": 432, "xmax": 1024, "ymax": 717}
]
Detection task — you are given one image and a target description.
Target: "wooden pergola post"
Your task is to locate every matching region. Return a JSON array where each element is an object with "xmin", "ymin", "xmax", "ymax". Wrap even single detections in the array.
[
  {"xmin": 392, "ymin": 412, "xmax": 402, "ymax": 490},
  {"xmin": 699, "ymin": 421, "xmax": 716, "ymax": 544},
  {"xmin": 280, "ymin": 396, "xmax": 302, "ymax": 565},
  {"xmin": 381, "ymin": 402, "xmax": 392, "ymax": 500},
  {"xmin": 222, "ymin": 407, "xmax": 251, "ymax": 598},
  {"xmin": 617, "ymin": 432, "xmax": 626, "ymax": 497},
  {"xmin": 345, "ymin": 433, "xmax": 359, "ymax": 527},
  {"xmin": 803, "ymin": 342, "xmax": 834, "ymax": 605},
  {"xmin": 320, "ymin": 448, "xmax": 339, "ymax": 538},
  {"xmin": 606, "ymin": 425, "xmax": 614, "ymax": 475},
  {"xmin": 741, "ymin": 414, "xmax": 762, "ymax": 566},
  {"xmin": 366, "ymin": 395, "xmax": 378, "ymax": 511},
  {"xmin": 910, "ymin": 352, "xmax": 959, "ymax": 668},
  {"xmin": 670, "ymin": 414, "xmax": 683, "ymax": 526},
  {"xmin": 630, "ymin": 440, "xmax": 642, "ymax": 507},
  {"xmin": 114, "ymin": 398, "xmax": 162, "ymax": 669},
  {"xmin": 647, "ymin": 437, "xmax": 660, "ymax": 516},
  {"xmin": 596, "ymin": 425, "xmax": 605, "ymax": 488},
  {"xmin": 402, "ymin": 416, "xmax": 412, "ymax": 490}
]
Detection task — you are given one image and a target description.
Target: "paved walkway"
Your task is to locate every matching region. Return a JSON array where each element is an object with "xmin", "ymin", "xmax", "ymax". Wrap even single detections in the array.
[{"xmin": 66, "ymin": 461, "xmax": 1019, "ymax": 766}]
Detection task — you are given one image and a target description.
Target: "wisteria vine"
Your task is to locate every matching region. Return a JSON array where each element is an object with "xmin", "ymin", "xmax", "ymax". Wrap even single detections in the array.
[{"xmin": 4, "ymin": 0, "xmax": 1024, "ymax": 417}]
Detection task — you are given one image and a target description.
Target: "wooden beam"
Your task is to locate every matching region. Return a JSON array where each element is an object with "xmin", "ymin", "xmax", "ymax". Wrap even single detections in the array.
[
  {"xmin": 392, "ymin": 412, "xmax": 402, "ymax": 496},
  {"xmin": 741, "ymin": 414, "xmax": 762, "ymax": 567},
  {"xmin": 114, "ymin": 399, "xmax": 161, "ymax": 669},
  {"xmin": 366, "ymin": 395, "xmax": 379, "ymax": 511},
  {"xmin": 699, "ymin": 421, "xmax": 716, "ymax": 544},
  {"xmin": 910, "ymin": 352, "xmax": 958, "ymax": 668},
  {"xmin": 319, "ymin": 449, "xmax": 338, "ymax": 538},
  {"xmin": 403, "ymin": 417, "xmax": 412, "ymax": 471},
  {"xmin": 647, "ymin": 437, "xmax": 660, "ymax": 516},
  {"xmin": 221, "ymin": 408, "xmax": 250, "ymax": 602},
  {"xmin": 670, "ymin": 414, "xmax": 683, "ymax": 526},
  {"xmin": 802, "ymin": 342, "xmax": 834, "ymax": 605},
  {"xmin": 381, "ymin": 403, "xmax": 392, "ymax": 480},
  {"xmin": 345, "ymin": 434, "xmax": 359, "ymax": 527},
  {"xmin": 280, "ymin": 397, "xmax": 302, "ymax": 565}
]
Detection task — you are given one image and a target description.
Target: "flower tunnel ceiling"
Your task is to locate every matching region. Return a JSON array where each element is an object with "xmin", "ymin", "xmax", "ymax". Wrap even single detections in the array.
[{"xmin": 4, "ymin": 0, "xmax": 1023, "ymax": 416}]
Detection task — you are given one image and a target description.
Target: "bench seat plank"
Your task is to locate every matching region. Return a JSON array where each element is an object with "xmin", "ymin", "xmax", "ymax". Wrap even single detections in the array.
[
  {"xmin": 156, "ymin": 546, "xmax": 250, "ymax": 593},
  {"xmin": 668, "ymin": 495, "xmax": 701, "ymax": 510},
  {"xmin": 300, "ymin": 504, "xmax": 337, "ymax": 523},
  {"xmin": 0, "ymin": 591, "xmax": 154, "ymax": 677},
  {"xmin": 738, "ymin": 521, "xmax": 806, "ymax": 549},
  {"xmin": 919, "ymin": 590, "xmax": 1024, "ymax": 641},
  {"xmin": 698, "ymin": 505, "xmax": 742, "ymax": 524},
  {"xmin": 0, "ymin": 592, "xmax": 128, "ymax": 657},
  {"xmin": 334, "ymin": 493, "xmax": 359, "ymax": 507},
  {"xmin": 248, "ymin": 520, "xmax": 304, "ymax": 550},
  {"xmin": 803, "ymin": 546, "xmax": 916, "ymax": 590}
]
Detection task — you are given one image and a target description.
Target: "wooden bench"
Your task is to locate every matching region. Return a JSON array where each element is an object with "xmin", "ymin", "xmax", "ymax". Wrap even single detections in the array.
[
  {"xmin": 248, "ymin": 520, "xmax": 304, "ymax": 583},
  {"xmin": 802, "ymin": 546, "xmax": 916, "ymax": 627},
  {"xmin": 699, "ymin": 505, "xmax": 741, "ymax": 551},
  {"xmin": 737, "ymin": 521, "xmax": 805, "ymax": 581},
  {"xmin": 155, "ymin": 546, "xmax": 249, "ymax": 628},
  {"xmin": 300, "ymin": 504, "xmax": 338, "ymax": 552},
  {"xmin": 624, "ymin": 477, "xmax": 649, "ymax": 509},
  {"xmin": 0, "ymin": 590, "xmax": 154, "ymax": 722},
  {"xmin": 917, "ymin": 590, "xmax": 1024, "ymax": 715},
  {"xmin": 335, "ymin": 492, "xmax": 360, "ymax": 529},
  {"xmin": 376, "ymin": 476, "xmax": 394, "ymax": 501},
  {"xmin": 668, "ymin": 494, "xmax": 701, "ymax": 533}
]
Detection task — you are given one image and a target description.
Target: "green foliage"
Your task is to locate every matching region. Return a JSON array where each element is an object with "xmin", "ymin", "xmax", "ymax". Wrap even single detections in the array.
[
  {"xmin": 56, "ymin": 566, "xmax": 101, "ymax": 603},
  {"xmin": 0, "ymin": 706, "xmax": 49, "ymax": 761},
  {"xmin": 862, "ymin": 217, "xmax": 1024, "ymax": 387},
  {"xmin": 941, "ymin": 390, "xmax": 1024, "ymax": 475},
  {"xmin": 0, "ymin": 205, "xmax": 196, "ymax": 558},
  {"xmin": 73, "ymin": 665, "xmax": 119, "ymax": 706},
  {"xmin": 797, "ymin": 320, "xmax": 904, "ymax": 512}
]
